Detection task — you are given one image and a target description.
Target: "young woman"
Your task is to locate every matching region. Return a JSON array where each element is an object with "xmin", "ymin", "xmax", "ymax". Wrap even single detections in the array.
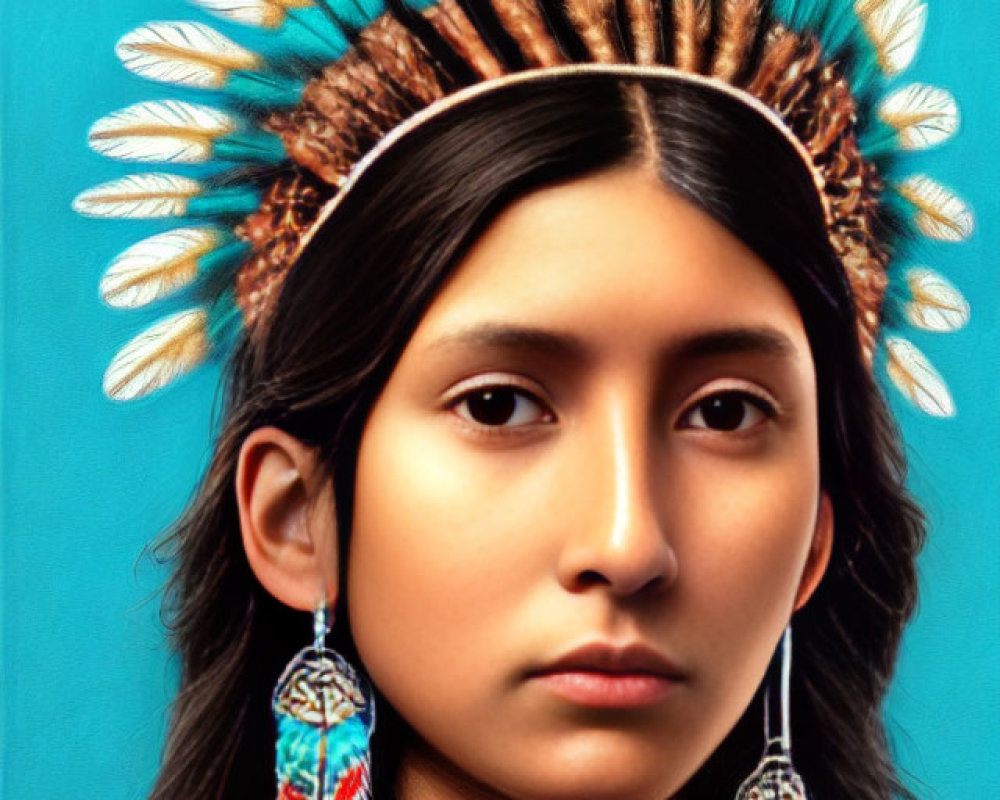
[
  {"xmin": 73, "ymin": 1, "xmax": 970, "ymax": 798},
  {"xmin": 144, "ymin": 76, "xmax": 919, "ymax": 799}
]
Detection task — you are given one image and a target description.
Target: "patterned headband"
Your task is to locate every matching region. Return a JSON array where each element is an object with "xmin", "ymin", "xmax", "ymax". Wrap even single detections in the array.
[{"xmin": 74, "ymin": 0, "xmax": 973, "ymax": 416}]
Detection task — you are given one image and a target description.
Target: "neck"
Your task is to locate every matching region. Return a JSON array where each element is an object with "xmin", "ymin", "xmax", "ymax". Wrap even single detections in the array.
[{"xmin": 393, "ymin": 735, "xmax": 509, "ymax": 800}]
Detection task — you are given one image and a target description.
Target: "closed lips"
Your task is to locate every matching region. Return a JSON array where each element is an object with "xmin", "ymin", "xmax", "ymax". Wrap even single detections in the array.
[{"xmin": 529, "ymin": 642, "xmax": 685, "ymax": 680}]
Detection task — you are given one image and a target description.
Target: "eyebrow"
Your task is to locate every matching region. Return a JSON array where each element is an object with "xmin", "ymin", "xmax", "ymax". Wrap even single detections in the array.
[
  {"xmin": 673, "ymin": 327, "xmax": 796, "ymax": 361},
  {"xmin": 426, "ymin": 324, "xmax": 588, "ymax": 360},
  {"xmin": 425, "ymin": 323, "xmax": 797, "ymax": 362}
]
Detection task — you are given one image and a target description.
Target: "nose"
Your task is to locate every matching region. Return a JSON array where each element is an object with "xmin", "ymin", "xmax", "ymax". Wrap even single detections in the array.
[{"xmin": 556, "ymin": 397, "xmax": 678, "ymax": 598}]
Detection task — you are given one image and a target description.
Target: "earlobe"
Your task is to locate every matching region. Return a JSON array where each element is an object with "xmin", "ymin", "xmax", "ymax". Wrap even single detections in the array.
[
  {"xmin": 235, "ymin": 426, "xmax": 339, "ymax": 611},
  {"xmin": 794, "ymin": 491, "xmax": 834, "ymax": 612}
]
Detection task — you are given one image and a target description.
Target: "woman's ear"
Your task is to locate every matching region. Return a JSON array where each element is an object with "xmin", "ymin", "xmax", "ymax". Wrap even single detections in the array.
[
  {"xmin": 794, "ymin": 491, "xmax": 834, "ymax": 612},
  {"xmin": 235, "ymin": 426, "xmax": 339, "ymax": 611}
]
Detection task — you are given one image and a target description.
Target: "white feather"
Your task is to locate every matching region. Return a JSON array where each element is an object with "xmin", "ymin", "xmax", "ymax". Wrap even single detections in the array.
[
  {"xmin": 116, "ymin": 21, "xmax": 260, "ymax": 89},
  {"xmin": 88, "ymin": 100, "xmax": 236, "ymax": 164},
  {"xmin": 905, "ymin": 268, "xmax": 970, "ymax": 332},
  {"xmin": 885, "ymin": 336, "xmax": 954, "ymax": 417},
  {"xmin": 879, "ymin": 83, "xmax": 959, "ymax": 150},
  {"xmin": 189, "ymin": 0, "xmax": 312, "ymax": 28},
  {"xmin": 897, "ymin": 175, "xmax": 975, "ymax": 242},
  {"xmin": 104, "ymin": 309, "xmax": 210, "ymax": 401},
  {"xmin": 101, "ymin": 228, "xmax": 222, "ymax": 308},
  {"xmin": 73, "ymin": 173, "xmax": 202, "ymax": 219},
  {"xmin": 855, "ymin": 0, "xmax": 927, "ymax": 76}
]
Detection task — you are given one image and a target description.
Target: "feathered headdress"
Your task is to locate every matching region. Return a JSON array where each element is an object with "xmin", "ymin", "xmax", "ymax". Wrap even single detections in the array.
[{"xmin": 75, "ymin": 0, "xmax": 973, "ymax": 417}]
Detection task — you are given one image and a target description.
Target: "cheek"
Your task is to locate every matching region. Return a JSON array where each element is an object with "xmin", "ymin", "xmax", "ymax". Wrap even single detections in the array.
[
  {"xmin": 667, "ymin": 436, "xmax": 821, "ymax": 700},
  {"xmin": 346, "ymin": 407, "xmax": 545, "ymax": 716}
]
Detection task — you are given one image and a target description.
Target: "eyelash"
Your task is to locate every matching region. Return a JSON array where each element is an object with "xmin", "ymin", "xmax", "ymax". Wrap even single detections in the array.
[
  {"xmin": 446, "ymin": 378, "xmax": 554, "ymax": 436},
  {"xmin": 446, "ymin": 380, "xmax": 779, "ymax": 435},
  {"xmin": 677, "ymin": 388, "xmax": 779, "ymax": 434}
]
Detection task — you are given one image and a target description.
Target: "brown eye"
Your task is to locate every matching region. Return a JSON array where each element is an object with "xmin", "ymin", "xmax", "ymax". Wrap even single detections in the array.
[
  {"xmin": 455, "ymin": 387, "xmax": 551, "ymax": 428},
  {"xmin": 683, "ymin": 391, "xmax": 772, "ymax": 432}
]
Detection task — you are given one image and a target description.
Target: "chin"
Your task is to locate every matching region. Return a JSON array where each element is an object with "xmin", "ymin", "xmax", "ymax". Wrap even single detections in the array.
[
  {"xmin": 491, "ymin": 733, "xmax": 694, "ymax": 800},
  {"xmin": 497, "ymin": 771, "xmax": 680, "ymax": 800}
]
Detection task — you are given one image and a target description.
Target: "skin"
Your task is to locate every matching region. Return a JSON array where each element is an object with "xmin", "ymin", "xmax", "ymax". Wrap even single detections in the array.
[{"xmin": 237, "ymin": 166, "xmax": 833, "ymax": 800}]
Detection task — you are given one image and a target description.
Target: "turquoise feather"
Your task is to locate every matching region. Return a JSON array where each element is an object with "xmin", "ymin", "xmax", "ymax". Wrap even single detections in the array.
[
  {"xmin": 858, "ymin": 118, "xmax": 901, "ymax": 160},
  {"xmin": 187, "ymin": 187, "xmax": 263, "ymax": 218},
  {"xmin": 770, "ymin": 0, "xmax": 823, "ymax": 31},
  {"xmin": 882, "ymin": 185, "xmax": 918, "ymax": 221},
  {"xmin": 225, "ymin": 70, "xmax": 306, "ymax": 108},
  {"xmin": 206, "ymin": 287, "xmax": 243, "ymax": 347},
  {"xmin": 814, "ymin": 1, "xmax": 862, "ymax": 57},
  {"xmin": 198, "ymin": 238, "xmax": 252, "ymax": 276},
  {"xmin": 281, "ymin": 6, "xmax": 351, "ymax": 62},
  {"xmin": 319, "ymin": 0, "xmax": 386, "ymax": 31},
  {"xmin": 215, "ymin": 130, "xmax": 287, "ymax": 163},
  {"xmin": 313, "ymin": 0, "xmax": 441, "ymax": 35},
  {"xmin": 841, "ymin": 31, "xmax": 882, "ymax": 91}
]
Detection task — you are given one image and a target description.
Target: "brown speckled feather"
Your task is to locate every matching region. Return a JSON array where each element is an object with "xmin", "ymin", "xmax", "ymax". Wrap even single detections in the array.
[
  {"xmin": 360, "ymin": 20, "xmax": 447, "ymax": 108},
  {"xmin": 673, "ymin": 0, "xmax": 712, "ymax": 72},
  {"xmin": 235, "ymin": 171, "xmax": 328, "ymax": 330},
  {"xmin": 747, "ymin": 25, "xmax": 800, "ymax": 98},
  {"xmin": 711, "ymin": 0, "xmax": 761, "ymax": 80},
  {"xmin": 564, "ymin": 0, "xmax": 621, "ymax": 62},
  {"xmin": 746, "ymin": 24, "xmax": 890, "ymax": 361},
  {"xmin": 268, "ymin": 17, "xmax": 446, "ymax": 186},
  {"xmin": 421, "ymin": 0, "xmax": 506, "ymax": 79},
  {"xmin": 754, "ymin": 34, "xmax": 823, "ymax": 117},
  {"xmin": 490, "ymin": 0, "xmax": 567, "ymax": 67},
  {"xmin": 625, "ymin": 0, "xmax": 660, "ymax": 64}
]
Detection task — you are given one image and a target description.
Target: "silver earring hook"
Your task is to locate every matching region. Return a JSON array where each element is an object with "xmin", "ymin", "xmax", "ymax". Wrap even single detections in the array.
[
  {"xmin": 313, "ymin": 600, "xmax": 331, "ymax": 652},
  {"xmin": 736, "ymin": 623, "xmax": 808, "ymax": 799}
]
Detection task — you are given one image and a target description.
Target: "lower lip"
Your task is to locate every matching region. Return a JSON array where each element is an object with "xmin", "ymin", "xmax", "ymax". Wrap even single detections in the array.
[{"xmin": 532, "ymin": 671, "xmax": 677, "ymax": 708}]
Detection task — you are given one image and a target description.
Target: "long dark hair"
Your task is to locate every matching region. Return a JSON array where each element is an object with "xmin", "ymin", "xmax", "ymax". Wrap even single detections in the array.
[{"xmin": 148, "ymin": 74, "xmax": 924, "ymax": 800}]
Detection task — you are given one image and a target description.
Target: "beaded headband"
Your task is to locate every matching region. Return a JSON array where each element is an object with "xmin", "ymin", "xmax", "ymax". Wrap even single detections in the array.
[{"xmin": 74, "ymin": 0, "xmax": 973, "ymax": 416}]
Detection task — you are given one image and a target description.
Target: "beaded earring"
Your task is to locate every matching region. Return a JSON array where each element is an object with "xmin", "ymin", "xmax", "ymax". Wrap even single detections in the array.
[{"xmin": 272, "ymin": 602, "xmax": 375, "ymax": 800}]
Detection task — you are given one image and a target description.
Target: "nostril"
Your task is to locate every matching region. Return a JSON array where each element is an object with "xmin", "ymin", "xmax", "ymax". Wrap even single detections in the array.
[
  {"xmin": 572, "ymin": 566, "xmax": 673, "ymax": 596},
  {"xmin": 640, "ymin": 573, "xmax": 670, "ymax": 595},
  {"xmin": 576, "ymin": 569, "xmax": 611, "ymax": 589}
]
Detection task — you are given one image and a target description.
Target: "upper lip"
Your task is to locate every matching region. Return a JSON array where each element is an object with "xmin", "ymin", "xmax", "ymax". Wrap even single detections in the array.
[{"xmin": 529, "ymin": 642, "xmax": 685, "ymax": 680}]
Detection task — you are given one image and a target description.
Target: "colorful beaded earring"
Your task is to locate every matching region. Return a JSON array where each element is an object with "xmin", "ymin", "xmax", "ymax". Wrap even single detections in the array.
[{"xmin": 272, "ymin": 602, "xmax": 375, "ymax": 800}]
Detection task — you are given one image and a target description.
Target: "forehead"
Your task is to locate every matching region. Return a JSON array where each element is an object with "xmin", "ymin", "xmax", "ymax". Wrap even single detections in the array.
[{"xmin": 409, "ymin": 167, "xmax": 810, "ymax": 362}]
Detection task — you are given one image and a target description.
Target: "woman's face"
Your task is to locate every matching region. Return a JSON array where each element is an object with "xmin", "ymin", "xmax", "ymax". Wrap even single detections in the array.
[{"xmin": 348, "ymin": 167, "xmax": 831, "ymax": 800}]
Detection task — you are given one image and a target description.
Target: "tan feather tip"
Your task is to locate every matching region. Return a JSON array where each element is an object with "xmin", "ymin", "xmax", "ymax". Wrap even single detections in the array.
[
  {"xmin": 898, "ymin": 175, "xmax": 975, "ymax": 243},
  {"xmin": 885, "ymin": 336, "xmax": 955, "ymax": 417},
  {"xmin": 72, "ymin": 173, "xmax": 202, "ymax": 220},
  {"xmin": 99, "ymin": 227, "xmax": 221, "ymax": 309},
  {"xmin": 904, "ymin": 268, "xmax": 970, "ymax": 332},
  {"xmin": 879, "ymin": 83, "xmax": 959, "ymax": 150},
  {"xmin": 102, "ymin": 308, "xmax": 210, "ymax": 401},
  {"xmin": 855, "ymin": 0, "xmax": 928, "ymax": 76},
  {"xmin": 114, "ymin": 21, "xmax": 261, "ymax": 90}
]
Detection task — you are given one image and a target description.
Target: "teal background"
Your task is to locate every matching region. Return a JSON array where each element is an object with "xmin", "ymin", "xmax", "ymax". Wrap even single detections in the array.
[{"xmin": 1, "ymin": 1, "xmax": 997, "ymax": 797}]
